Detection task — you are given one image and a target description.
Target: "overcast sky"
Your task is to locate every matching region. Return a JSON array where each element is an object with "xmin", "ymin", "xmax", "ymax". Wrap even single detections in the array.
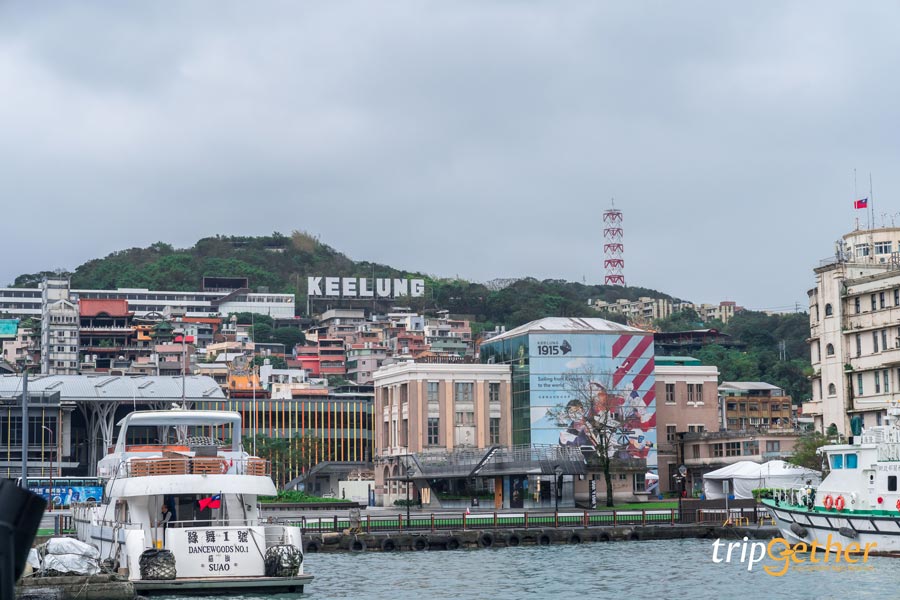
[{"xmin": 2, "ymin": 2, "xmax": 898, "ymax": 311}]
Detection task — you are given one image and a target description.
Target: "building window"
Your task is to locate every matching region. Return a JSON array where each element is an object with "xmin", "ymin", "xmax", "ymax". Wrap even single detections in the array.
[
  {"xmin": 896, "ymin": 289, "xmax": 900, "ymax": 306},
  {"xmin": 825, "ymin": 303, "xmax": 833, "ymax": 316},
  {"xmin": 876, "ymin": 241, "xmax": 893, "ymax": 254},
  {"xmin": 856, "ymin": 334, "xmax": 862, "ymax": 357},
  {"xmin": 857, "ymin": 373, "xmax": 864, "ymax": 396},
  {"xmin": 725, "ymin": 442, "xmax": 741, "ymax": 457},
  {"xmin": 454, "ymin": 382, "xmax": 473, "ymax": 403},
  {"xmin": 427, "ymin": 382, "xmax": 439, "ymax": 403},
  {"xmin": 665, "ymin": 383, "xmax": 675, "ymax": 404},
  {"xmin": 872, "ymin": 294, "xmax": 878, "ymax": 311},
  {"xmin": 743, "ymin": 440, "xmax": 759, "ymax": 456},
  {"xmin": 881, "ymin": 292, "xmax": 887, "ymax": 309},
  {"xmin": 687, "ymin": 384, "xmax": 696, "ymax": 403},
  {"xmin": 633, "ymin": 473, "xmax": 646, "ymax": 493},
  {"xmin": 692, "ymin": 446, "xmax": 700, "ymax": 459},
  {"xmin": 883, "ymin": 329, "xmax": 889, "ymax": 353},
  {"xmin": 666, "ymin": 425, "xmax": 676, "ymax": 443},
  {"xmin": 488, "ymin": 382, "xmax": 500, "ymax": 404},
  {"xmin": 884, "ymin": 370, "xmax": 890, "ymax": 394},
  {"xmin": 828, "ymin": 383, "xmax": 836, "ymax": 396},
  {"xmin": 489, "ymin": 418, "xmax": 501, "ymax": 444},
  {"xmin": 427, "ymin": 418, "xmax": 440, "ymax": 445},
  {"xmin": 876, "ymin": 373, "xmax": 882, "ymax": 394},
  {"xmin": 826, "ymin": 343, "xmax": 834, "ymax": 356},
  {"xmin": 766, "ymin": 440, "xmax": 781, "ymax": 453},
  {"xmin": 874, "ymin": 331, "xmax": 880, "ymax": 353},
  {"xmin": 855, "ymin": 297, "xmax": 861, "ymax": 314},
  {"xmin": 712, "ymin": 444, "xmax": 724, "ymax": 457}
]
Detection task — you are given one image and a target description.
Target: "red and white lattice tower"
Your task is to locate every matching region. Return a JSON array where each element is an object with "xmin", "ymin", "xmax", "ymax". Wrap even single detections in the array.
[{"xmin": 603, "ymin": 203, "xmax": 625, "ymax": 286}]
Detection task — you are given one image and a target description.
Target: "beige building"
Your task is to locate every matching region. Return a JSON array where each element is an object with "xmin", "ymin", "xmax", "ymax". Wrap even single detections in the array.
[
  {"xmin": 805, "ymin": 227, "xmax": 900, "ymax": 435},
  {"xmin": 654, "ymin": 358, "xmax": 720, "ymax": 493},
  {"xmin": 372, "ymin": 362, "xmax": 511, "ymax": 506},
  {"xmin": 591, "ymin": 297, "xmax": 740, "ymax": 325}
]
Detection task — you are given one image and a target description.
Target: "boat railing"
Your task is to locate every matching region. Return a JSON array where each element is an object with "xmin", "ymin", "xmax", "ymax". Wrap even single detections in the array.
[
  {"xmin": 113, "ymin": 457, "xmax": 270, "ymax": 478},
  {"xmin": 161, "ymin": 518, "xmax": 264, "ymax": 529},
  {"xmin": 765, "ymin": 486, "xmax": 815, "ymax": 508}
]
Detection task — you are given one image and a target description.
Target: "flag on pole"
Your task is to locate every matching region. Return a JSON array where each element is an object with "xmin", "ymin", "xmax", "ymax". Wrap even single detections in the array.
[
  {"xmin": 199, "ymin": 494, "xmax": 221, "ymax": 510},
  {"xmin": 854, "ymin": 197, "xmax": 869, "ymax": 209}
]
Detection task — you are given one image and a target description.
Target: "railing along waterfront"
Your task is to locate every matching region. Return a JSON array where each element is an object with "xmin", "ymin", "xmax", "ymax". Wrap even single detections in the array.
[
  {"xmin": 287, "ymin": 507, "xmax": 771, "ymax": 534},
  {"xmin": 114, "ymin": 457, "xmax": 270, "ymax": 478}
]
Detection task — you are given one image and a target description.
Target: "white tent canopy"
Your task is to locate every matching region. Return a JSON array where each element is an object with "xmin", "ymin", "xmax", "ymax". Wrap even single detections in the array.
[{"xmin": 702, "ymin": 460, "xmax": 821, "ymax": 500}]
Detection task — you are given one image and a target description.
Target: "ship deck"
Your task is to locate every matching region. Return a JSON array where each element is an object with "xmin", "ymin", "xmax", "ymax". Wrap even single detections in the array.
[{"xmin": 132, "ymin": 574, "xmax": 313, "ymax": 595}]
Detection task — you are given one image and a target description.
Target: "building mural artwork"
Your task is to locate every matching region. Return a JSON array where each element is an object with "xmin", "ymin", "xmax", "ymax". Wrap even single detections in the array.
[{"xmin": 529, "ymin": 333, "xmax": 657, "ymax": 467}]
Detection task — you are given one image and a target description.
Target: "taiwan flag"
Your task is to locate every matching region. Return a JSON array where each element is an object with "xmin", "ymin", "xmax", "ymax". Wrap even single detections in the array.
[
  {"xmin": 854, "ymin": 197, "xmax": 868, "ymax": 209},
  {"xmin": 199, "ymin": 494, "xmax": 221, "ymax": 510}
]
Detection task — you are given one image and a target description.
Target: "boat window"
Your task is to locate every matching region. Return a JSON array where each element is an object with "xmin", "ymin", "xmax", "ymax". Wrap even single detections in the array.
[
  {"xmin": 845, "ymin": 454, "xmax": 858, "ymax": 469},
  {"xmin": 889, "ymin": 476, "xmax": 898, "ymax": 492},
  {"xmin": 831, "ymin": 454, "xmax": 843, "ymax": 469}
]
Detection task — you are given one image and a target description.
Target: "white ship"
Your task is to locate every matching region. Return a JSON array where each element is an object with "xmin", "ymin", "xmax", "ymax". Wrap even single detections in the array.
[
  {"xmin": 763, "ymin": 413, "xmax": 900, "ymax": 556},
  {"xmin": 73, "ymin": 410, "xmax": 312, "ymax": 594}
]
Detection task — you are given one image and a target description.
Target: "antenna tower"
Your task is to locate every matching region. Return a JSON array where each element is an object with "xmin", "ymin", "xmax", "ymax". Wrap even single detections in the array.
[{"xmin": 603, "ymin": 201, "xmax": 625, "ymax": 286}]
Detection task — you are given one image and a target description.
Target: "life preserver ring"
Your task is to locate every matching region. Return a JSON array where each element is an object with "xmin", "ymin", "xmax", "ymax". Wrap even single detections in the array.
[
  {"xmin": 824, "ymin": 495, "xmax": 834, "ymax": 510},
  {"xmin": 835, "ymin": 495, "xmax": 846, "ymax": 511},
  {"xmin": 895, "ymin": 498, "xmax": 900, "ymax": 512}
]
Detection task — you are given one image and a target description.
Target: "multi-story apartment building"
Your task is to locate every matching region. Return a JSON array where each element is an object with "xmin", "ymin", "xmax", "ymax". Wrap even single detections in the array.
[
  {"xmin": 719, "ymin": 382, "xmax": 793, "ymax": 431},
  {"xmin": 41, "ymin": 278, "xmax": 79, "ymax": 375},
  {"xmin": 591, "ymin": 297, "xmax": 741, "ymax": 325},
  {"xmin": 346, "ymin": 344, "xmax": 388, "ymax": 384},
  {"xmin": 0, "ymin": 281, "xmax": 294, "ymax": 322},
  {"xmin": 804, "ymin": 227, "xmax": 900, "ymax": 435}
]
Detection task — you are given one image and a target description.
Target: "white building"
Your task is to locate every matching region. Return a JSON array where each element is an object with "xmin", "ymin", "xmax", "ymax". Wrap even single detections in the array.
[
  {"xmin": 805, "ymin": 227, "xmax": 900, "ymax": 435},
  {"xmin": 40, "ymin": 278, "xmax": 79, "ymax": 375},
  {"xmin": 591, "ymin": 297, "xmax": 740, "ymax": 325},
  {"xmin": 0, "ymin": 284, "xmax": 294, "ymax": 321}
]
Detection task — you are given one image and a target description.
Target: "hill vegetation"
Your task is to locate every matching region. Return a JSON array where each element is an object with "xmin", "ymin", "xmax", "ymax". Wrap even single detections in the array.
[{"xmin": 11, "ymin": 231, "xmax": 812, "ymax": 402}]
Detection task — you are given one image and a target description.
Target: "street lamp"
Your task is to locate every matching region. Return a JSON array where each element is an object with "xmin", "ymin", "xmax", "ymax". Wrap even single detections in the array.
[
  {"xmin": 42, "ymin": 426, "xmax": 54, "ymax": 512},
  {"xmin": 554, "ymin": 465, "xmax": 563, "ymax": 512}
]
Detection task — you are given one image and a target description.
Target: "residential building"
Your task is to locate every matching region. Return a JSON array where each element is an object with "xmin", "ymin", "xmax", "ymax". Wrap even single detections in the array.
[
  {"xmin": 719, "ymin": 382, "xmax": 793, "ymax": 431},
  {"xmin": 805, "ymin": 227, "xmax": 900, "ymax": 435},
  {"xmin": 41, "ymin": 278, "xmax": 79, "ymax": 375},
  {"xmin": 654, "ymin": 329, "xmax": 743, "ymax": 356},
  {"xmin": 346, "ymin": 344, "xmax": 388, "ymax": 385},
  {"xmin": 591, "ymin": 297, "xmax": 742, "ymax": 325}
]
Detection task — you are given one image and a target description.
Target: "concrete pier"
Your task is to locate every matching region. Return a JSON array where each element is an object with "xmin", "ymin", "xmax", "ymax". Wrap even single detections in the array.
[
  {"xmin": 301, "ymin": 524, "xmax": 779, "ymax": 553},
  {"xmin": 17, "ymin": 574, "xmax": 135, "ymax": 600}
]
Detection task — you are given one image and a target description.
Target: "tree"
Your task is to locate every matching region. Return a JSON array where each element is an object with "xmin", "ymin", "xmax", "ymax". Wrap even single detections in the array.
[
  {"xmin": 249, "ymin": 323, "xmax": 274, "ymax": 343},
  {"xmin": 272, "ymin": 327, "xmax": 305, "ymax": 349},
  {"xmin": 244, "ymin": 433, "xmax": 321, "ymax": 488},
  {"xmin": 788, "ymin": 430, "xmax": 830, "ymax": 472},
  {"xmin": 546, "ymin": 366, "xmax": 634, "ymax": 508}
]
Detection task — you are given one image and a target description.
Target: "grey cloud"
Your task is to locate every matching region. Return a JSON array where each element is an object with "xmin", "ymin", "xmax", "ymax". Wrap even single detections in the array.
[{"xmin": 1, "ymin": 1, "xmax": 899, "ymax": 310}]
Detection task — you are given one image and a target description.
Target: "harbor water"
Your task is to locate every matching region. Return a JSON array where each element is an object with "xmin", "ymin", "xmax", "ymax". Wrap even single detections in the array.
[{"xmin": 156, "ymin": 537, "xmax": 900, "ymax": 600}]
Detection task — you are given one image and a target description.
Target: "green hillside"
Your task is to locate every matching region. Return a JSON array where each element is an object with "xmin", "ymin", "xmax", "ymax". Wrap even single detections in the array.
[
  {"xmin": 11, "ymin": 231, "xmax": 812, "ymax": 402},
  {"xmin": 11, "ymin": 231, "xmax": 672, "ymax": 328}
]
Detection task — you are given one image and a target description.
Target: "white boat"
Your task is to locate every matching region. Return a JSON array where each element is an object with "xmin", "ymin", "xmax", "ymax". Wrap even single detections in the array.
[
  {"xmin": 763, "ymin": 417, "xmax": 900, "ymax": 556},
  {"xmin": 73, "ymin": 410, "xmax": 312, "ymax": 594}
]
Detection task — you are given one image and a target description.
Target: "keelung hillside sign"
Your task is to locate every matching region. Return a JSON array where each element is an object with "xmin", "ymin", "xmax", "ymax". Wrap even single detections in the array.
[{"xmin": 307, "ymin": 276, "xmax": 425, "ymax": 298}]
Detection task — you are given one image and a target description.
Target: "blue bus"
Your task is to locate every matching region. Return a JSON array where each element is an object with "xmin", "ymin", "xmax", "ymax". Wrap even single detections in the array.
[{"xmin": 18, "ymin": 477, "xmax": 104, "ymax": 507}]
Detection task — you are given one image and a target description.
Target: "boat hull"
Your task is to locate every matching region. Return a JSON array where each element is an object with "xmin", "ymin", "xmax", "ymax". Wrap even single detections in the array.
[
  {"xmin": 133, "ymin": 574, "xmax": 314, "ymax": 595},
  {"xmin": 768, "ymin": 503, "xmax": 900, "ymax": 555}
]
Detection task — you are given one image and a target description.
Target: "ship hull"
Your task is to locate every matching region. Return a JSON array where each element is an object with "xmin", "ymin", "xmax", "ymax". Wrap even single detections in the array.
[{"xmin": 767, "ymin": 503, "xmax": 900, "ymax": 555}]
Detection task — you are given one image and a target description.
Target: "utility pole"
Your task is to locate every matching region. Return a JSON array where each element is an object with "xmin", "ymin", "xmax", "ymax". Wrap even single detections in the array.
[{"xmin": 21, "ymin": 368, "xmax": 28, "ymax": 489}]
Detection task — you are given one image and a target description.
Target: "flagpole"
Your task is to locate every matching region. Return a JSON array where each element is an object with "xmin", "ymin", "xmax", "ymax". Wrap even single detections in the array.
[{"xmin": 870, "ymin": 173, "xmax": 875, "ymax": 230}]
